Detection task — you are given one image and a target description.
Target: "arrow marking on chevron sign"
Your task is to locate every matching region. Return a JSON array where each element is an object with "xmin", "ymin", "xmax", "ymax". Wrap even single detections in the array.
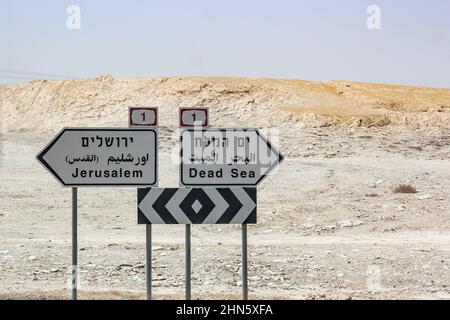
[{"xmin": 138, "ymin": 188, "xmax": 256, "ymax": 224}]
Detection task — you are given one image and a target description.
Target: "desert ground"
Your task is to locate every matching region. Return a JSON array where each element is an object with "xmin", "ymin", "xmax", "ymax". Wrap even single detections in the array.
[{"xmin": 0, "ymin": 76, "xmax": 449, "ymax": 299}]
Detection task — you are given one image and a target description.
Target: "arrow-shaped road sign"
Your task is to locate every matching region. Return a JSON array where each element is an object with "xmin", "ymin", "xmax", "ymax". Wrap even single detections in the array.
[
  {"xmin": 180, "ymin": 129, "xmax": 284, "ymax": 186},
  {"xmin": 138, "ymin": 187, "xmax": 256, "ymax": 224},
  {"xmin": 37, "ymin": 128, "xmax": 158, "ymax": 186}
]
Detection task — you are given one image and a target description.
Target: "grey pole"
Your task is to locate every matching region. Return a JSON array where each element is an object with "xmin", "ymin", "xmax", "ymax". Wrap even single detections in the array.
[
  {"xmin": 186, "ymin": 224, "xmax": 191, "ymax": 300},
  {"xmin": 128, "ymin": 109, "xmax": 156, "ymax": 300},
  {"xmin": 242, "ymin": 224, "xmax": 248, "ymax": 300},
  {"xmin": 146, "ymin": 224, "xmax": 152, "ymax": 300},
  {"xmin": 72, "ymin": 187, "xmax": 78, "ymax": 301}
]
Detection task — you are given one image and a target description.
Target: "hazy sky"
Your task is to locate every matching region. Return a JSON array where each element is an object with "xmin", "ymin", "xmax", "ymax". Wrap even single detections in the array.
[{"xmin": 1, "ymin": 0, "xmax": 449, "ymax": 87}]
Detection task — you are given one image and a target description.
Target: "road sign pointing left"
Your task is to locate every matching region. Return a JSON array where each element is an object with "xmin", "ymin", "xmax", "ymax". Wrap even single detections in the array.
[{"xmin": 37, "ymin": 128, "xmax": 158, "ymax": 186}]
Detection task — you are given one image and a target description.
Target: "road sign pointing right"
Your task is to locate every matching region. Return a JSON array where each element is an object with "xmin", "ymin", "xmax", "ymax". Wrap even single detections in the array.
[{"xmin": 180, "ymin": 128, "xmax": 284, "ymax": 186}]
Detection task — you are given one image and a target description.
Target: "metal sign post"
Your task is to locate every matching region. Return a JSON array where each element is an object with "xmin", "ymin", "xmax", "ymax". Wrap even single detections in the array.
[
  {"xmin": 128, "ymin": 107, "xmax": 158, "ymax": 301},
  {"xmin": 242, "ymin": 223, "xmax": 248, "ymax": 300},
  {"xmin": 179, "ymin": 108, "xmax": 209, "ymax": 300},
  {"xmin": 72, "ymin": 187, "xmax": 78, "ymax": 300},
  {"xmin": 146, "ymin": 224, "xmax": 152, "ymax": 300},
  {"xmin": 185, "ymin": 224, "xmax": 191, "ymax": 300}
]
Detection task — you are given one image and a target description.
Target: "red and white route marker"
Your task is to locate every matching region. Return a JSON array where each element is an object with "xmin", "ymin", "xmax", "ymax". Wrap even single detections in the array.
[
  {"xmin": 129, "ymin": 107, "xmax": 158, "ymax": 127},
  {"xmin": 179, "ymin": 108, "xmax": 209, "ymax": 128}
]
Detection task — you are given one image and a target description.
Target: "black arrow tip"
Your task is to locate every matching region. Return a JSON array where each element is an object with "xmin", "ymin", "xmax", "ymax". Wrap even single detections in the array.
[
  {"xmin": 36, "ymin": 149, "xmax": 47, "ymax": 165},
  {"xmin": 36, "ymin": 148, "xmax": 44, "ymax": 160}
]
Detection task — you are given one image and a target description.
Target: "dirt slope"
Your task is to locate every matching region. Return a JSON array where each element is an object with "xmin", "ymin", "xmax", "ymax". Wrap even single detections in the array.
[{"xmin": 1, "ymin": 76, "xmax": 449, "ymax": 137}]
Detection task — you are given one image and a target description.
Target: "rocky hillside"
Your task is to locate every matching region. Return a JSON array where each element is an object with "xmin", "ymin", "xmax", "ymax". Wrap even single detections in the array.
[{"xmin": 1, "ymin": 76, "xmax": 449, "ymax": 137}]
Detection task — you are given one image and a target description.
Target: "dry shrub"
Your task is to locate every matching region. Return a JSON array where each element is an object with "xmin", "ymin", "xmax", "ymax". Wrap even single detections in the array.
[
  {"xmin": 365, "ymin": 193, "xmax": 379, "ymax": 197},
  {"xmin": 393, "ymin": 184, "xmax": 417, "ymax": 194}
]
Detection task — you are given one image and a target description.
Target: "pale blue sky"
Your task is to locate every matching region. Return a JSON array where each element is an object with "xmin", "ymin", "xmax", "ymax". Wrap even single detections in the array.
[{"xmin": 0, "ymin": 0, "xmax": 449, "ymax": 87}]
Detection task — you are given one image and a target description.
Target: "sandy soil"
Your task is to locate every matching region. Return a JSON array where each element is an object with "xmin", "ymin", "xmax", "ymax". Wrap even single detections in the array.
[{"xmin": 0, "ymin": 77, "xmax": 449, "ymax": 300}]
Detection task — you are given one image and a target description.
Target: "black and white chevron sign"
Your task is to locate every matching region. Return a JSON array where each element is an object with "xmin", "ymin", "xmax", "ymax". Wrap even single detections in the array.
[{"xmin": 138, "ymin": 187, "xmax": 256, "ymax": 224}]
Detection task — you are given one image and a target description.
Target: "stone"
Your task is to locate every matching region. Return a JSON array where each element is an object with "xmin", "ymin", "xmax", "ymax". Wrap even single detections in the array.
[{"xmin": 337, "ymin": 219, "xmax": 364, "ymax": 228}]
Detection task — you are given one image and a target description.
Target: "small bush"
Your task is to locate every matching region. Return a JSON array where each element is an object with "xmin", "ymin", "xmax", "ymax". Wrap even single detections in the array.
[
  {"xmin": 365, "ymin": 193, "xmax": 379, "ymax": 197},
  {"xmin": 393, "ymin": 184, "xmax": 417, "ymax": 194}
]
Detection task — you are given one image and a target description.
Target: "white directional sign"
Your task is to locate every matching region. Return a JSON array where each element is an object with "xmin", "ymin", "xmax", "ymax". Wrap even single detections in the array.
[
  {"xmin": 180, "ymin": 129, "xmax": 284, "ymax": 186},
  {"xmin": 138, "ymin": 187, "xmax": 256, "ymax": 224},
  {"xmin": 37, "ymin": 128, "xmax": 157, "ymax": 186}
]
